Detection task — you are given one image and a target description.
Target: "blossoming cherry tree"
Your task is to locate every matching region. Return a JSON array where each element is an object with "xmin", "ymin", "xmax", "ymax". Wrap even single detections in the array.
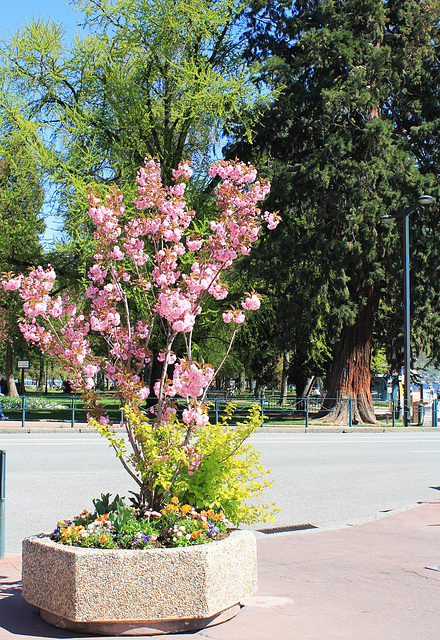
[{"xmin": 2, "ymin": 157, "xmax": 280, "ymax": 518}]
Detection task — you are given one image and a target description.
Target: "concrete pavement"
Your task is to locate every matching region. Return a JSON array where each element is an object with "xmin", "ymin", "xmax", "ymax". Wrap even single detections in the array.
[
  {"xmin": 0, "ymin": 417, "xmax": 439, "ymax": 433},
  {"xmin": 1, "ymin": 503, "xmax": 440, "ymax": 639}
]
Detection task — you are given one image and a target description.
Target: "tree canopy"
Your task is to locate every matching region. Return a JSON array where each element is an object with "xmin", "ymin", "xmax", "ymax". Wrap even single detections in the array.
[
  {"xmin": 227, "ymin": 0, "xmax": 440, "ymax": 421},
  {"xmin": 0, "ymin": 0, "xmax": 265, "ymax": 216}
]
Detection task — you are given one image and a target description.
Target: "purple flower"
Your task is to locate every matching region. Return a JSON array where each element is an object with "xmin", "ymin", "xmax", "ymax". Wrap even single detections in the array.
[
  {"xmin": 133, "ymin": 532, "xmax": 151, "ymax": 547},
  {"xmin": 208, "ymin": 523, "xmax": 220, "ymax": 537}
]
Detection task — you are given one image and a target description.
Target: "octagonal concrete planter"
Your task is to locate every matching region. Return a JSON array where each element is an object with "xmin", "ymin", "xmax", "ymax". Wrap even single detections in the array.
[{"xmin": 22, "ymin": 529, "xmax": 257, "ymax": 636}]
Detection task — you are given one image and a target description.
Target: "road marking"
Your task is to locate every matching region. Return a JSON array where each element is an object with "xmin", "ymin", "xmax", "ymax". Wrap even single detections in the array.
[
  {"xmin": 0, "ymin": 440, "xmax": 109, "ymax": 446},
  {"xmin": 410, "ymin": 450, "xmax": 440, "ymax": 453}
]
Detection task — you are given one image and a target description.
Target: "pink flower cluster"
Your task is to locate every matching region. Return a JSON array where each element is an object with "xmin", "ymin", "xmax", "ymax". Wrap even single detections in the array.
[
  {"xmin": 172, "ymin": 361, "xmax": 215, "ymax": 399},
  {"xmin": 1, "ymin": 156, "xmax": 279, "ymax": 486}
]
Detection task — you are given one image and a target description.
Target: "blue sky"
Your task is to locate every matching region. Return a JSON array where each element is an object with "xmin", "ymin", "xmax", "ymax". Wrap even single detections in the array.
[
  {"xmin": 2, "ymin": 1, "xmax": 80, "ymax": 41},
  {"xmin": 2, "ymin": 2, "xmax": 82, "ymax": 246}
]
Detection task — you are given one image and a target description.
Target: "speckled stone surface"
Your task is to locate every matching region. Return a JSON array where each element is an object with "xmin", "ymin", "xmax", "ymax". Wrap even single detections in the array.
[{"xmin": 21, "ymin": 530, "xmax": 257, "ymax": 625}]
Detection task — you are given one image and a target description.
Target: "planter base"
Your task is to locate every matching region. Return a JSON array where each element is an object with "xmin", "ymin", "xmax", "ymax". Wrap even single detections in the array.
[
  {"xmin": 22, "ymin": 530, "xmax": 257, "ymax": 636},
  {"xmin": 41, "ymin": 604, "xmax": 240, "ymax": 636}
]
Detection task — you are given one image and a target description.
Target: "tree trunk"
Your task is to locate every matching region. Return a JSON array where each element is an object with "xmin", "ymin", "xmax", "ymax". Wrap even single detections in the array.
[
  {"xmin": 254, "ymin": 376, "xmax": 265, "ymax": 398},
  {"xmin": 5, "ymin": 339, "xmax": 19, "ymax": 397},
  {"xmin": 239, "ymin": 369, "xmax": 246, "ymax": 393},
  {"xmin": 300, "ymin": 377, "xmax": 315, "ymax": 398},
  {"xmin": 293, "ymin": 376, "xmax": 314, "ymax": 411},
  {"xmin": 278, "ymin": 350, "xmax": 290, "ymax": 406},
  {"xmin": 37, "ymin": 354, "xmax": 45, "ymax": 391},
  {"xmin": 321, "ymin": 285, "xmax": 377, "ymax": 425}
]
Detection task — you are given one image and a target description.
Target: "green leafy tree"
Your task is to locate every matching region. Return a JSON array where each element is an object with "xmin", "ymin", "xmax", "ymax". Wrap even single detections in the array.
[
  {"xmin": 0, "ymin": 131, "xmax": 45, "ymax": 395},
  {"xmin": 230, "ymin": 0, "xmax": 440, "ymax": 423},
  {"xmin": 0, "ymin": 1, "xmax": 273, "ymax": 367},
  {"xmin": 0, "ymin": 0, "xmax": 267, "ymax": 237}
]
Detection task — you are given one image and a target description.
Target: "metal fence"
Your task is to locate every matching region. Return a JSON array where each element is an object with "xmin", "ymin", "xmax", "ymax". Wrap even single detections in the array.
[{"xmin": 5, "ymin": 393, "xmax": 439, "ymax": 429}]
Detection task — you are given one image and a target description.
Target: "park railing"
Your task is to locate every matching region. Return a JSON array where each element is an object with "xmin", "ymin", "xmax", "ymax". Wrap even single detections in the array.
[{"xmin": 1, "ymin": 392, "xmax": 438, "ymax": 429}]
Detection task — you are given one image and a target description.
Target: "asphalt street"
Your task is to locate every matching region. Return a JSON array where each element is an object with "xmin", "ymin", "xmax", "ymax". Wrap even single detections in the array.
[{"xmin": 2, "ymin": 431, "xmax": 440, "ymax": 553}]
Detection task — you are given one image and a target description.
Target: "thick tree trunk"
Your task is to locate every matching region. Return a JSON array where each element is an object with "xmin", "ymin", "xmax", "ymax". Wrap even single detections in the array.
[
  {"xmin": 278, "ymin": 350, "xmax": 290, "ymax": 405},
  {"xmin": 254, "ymin": 381, "xmax": 263, "ymax": 398},
  {"xmin": 320, "ymin": 285, "xmax": 377, "ymax": 425}
]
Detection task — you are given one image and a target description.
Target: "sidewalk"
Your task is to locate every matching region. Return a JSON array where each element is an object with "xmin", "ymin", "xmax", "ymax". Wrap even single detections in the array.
[
  {"xmin": 1, "ymin": 503, "xmax": 439, "ymax": 639},
  {"xmin": 0, "ymin": 418, "xmax": 439, "ymax": 433}
]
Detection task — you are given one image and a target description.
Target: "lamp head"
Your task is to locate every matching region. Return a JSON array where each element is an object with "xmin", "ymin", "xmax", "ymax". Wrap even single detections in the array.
[{"xmin": 417, "ymin": 195, "xmax": 435, "ymax": 205}]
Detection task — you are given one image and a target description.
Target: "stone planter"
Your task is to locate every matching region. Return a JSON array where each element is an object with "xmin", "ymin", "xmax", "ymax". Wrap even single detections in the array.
[{"xmin": 22, "ymin": 529, "xmax": 257, "ymax": 636}]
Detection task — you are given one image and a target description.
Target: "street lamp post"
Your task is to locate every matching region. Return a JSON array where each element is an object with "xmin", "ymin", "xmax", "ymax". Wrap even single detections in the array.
[{"xmin": 401, "ymin": 196, "xmax": 435, "ymax": 426}]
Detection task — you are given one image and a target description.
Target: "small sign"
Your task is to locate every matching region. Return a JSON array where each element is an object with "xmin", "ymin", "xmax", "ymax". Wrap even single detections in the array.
[{"xmin": 17, "ymin": 360, "xmax": 30, "ymax": 369}]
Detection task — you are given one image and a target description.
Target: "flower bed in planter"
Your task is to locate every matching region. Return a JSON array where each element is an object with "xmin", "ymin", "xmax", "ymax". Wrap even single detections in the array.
[{"xmin": 22, "ymin": 529, "xmax": 257, "ymax": 636}]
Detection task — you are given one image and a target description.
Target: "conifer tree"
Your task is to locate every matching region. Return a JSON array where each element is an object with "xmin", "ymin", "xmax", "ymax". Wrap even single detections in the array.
[{"xmin": 234, "ymin": 0, "xmax": 440, "ymax": 423}]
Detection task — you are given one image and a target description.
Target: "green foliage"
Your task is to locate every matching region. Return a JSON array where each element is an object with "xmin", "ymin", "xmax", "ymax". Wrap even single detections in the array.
[
  {"xmin": 94, "ymin": 402, "xmax": 276, "ymax": 526},
  {"xmin": 0, "ymin": 132, "xmax": 45, "ymax": 270},
  {"xmin": 92, "ymin": 492, "xmax": 124, "ymax": 517},
  {"xmin": 0, "ymin": 0, "xmax": 269, "ymax": 244},
  {"xmin": 175, "ymin": 404, "xmax": 278, "ymax": 525},
  {"xmin": 230, "ymin": 0, "xmax": 440, "ymax": 403},
  {"xmin": 0, "ymin": 129, "xmax": 46, "ymax": 392},
  {"xmin": 108, "ymin": 501, "xmax": 135, "ymax": 533}
]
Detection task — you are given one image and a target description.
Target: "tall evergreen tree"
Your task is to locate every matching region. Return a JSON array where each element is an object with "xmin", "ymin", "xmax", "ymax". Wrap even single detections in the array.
[{"xmin": 233, "ymin": 0, "xmax": 440, "ymax": 423}]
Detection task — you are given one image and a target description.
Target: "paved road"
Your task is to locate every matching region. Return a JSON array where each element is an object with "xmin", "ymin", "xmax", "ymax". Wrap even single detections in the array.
[
  {"xmin": 248, "ymin": 431, "xmax": 440, "ymax": 532},
  {"xmin": 1, "ymin": 431, "xmax": 440, "ymax": 553}
]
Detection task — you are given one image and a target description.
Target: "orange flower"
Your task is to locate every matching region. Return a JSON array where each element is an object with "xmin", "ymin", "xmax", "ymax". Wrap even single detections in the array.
[
  {"xmin": 200, "ymin": 510, "xmax": 207, "ymax": 517},
  {"xmin": 207, "ymin": 509, "xmax": 215, "ymax": 518},
  {"xmin": 61, "ymin": 525, "xmax": 84, "ymax": 538},
  {"xmin": 191, "ymin": 530, "xmax": 201, "ymax": 540},
  {"xmin": 99, "ymin": 534, "xmax": 107, "ymax": 544},
  {"xmin": 166, "ymin": 504, "xmax": 174, "ymax": 511},
  {"xmin": 96, "ymin": 514, "xmax": 109, "ymax": 523},
  {"xmin": 171, "ymin": 496, "xmax": 179, "ymax": 505},
  {"xmin": 201, "ymin": 521, "xmax": 209, "ymax": 529},
  {"xmin": 180, "ymin": 504, "xmax": 191, "ymax": 515}
]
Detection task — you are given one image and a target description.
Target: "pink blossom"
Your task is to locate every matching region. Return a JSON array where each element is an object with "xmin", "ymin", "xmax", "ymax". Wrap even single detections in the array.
[
  {"xmin": 84, "ymin": 364, "xmax": 99, "ymax": 378},
  {"xmin": 182, "ymin": 406, "xmax": 209, "ymax": 428},
  {"xmin": 172, "ymin": 163, "xmax": 193, "ymax": 180},
  {"xmin": 186, "ymin": 237, "xmax": 203, "ymax": 252},
  {"xmin": 242, "ymin": 294, "xmax": 261, "ymax": 311},
  {"xmin": 138, "ymin": 386, "xmax": 150, "ymax": 400},
  {"xmin": 172, "ymin": 361, "xmax": 214, "ymax": 398},
  {"xmin": 2, "ymin": 276, "xmax": 23, "ymax": 291},
  {"xmin": 0, "ymin": 155, "xmax": 278, "ymax": 500},
  {"xmin": 110, "ymin": 245, "xmax": 125, "ymax": 260},
  {"xmin": 233, "ymin": 312, "xmax": 246, "ymax": 324},
  {"xmin": 263, "ymin": 211, "xmax": 281, "ymax": 230}
]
